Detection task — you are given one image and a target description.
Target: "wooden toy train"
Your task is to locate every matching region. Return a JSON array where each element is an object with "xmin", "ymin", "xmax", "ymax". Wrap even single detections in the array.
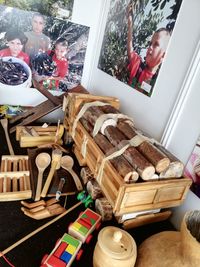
[{"xmin": 40, "ymin": 208, "xmax": 101, "ymax": 267}]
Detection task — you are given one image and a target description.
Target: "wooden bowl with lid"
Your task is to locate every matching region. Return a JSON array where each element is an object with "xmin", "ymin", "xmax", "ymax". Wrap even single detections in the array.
[{"xmin": 93, "ymin": 226, "xmax": 137, "ymax": 267}]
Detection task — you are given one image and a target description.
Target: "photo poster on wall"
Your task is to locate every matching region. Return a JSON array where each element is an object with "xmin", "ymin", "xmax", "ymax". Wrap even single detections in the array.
[
  {"xmin": 184, "ymin": 136, "xmax": 200, "ymax": 198},
  {"xmin": 98, "ymin": 0, "xmax": 183, "ymax": 97},
  {"xmin": 0, "ymin": 5, "xmax": 89, "ymax": 116}
]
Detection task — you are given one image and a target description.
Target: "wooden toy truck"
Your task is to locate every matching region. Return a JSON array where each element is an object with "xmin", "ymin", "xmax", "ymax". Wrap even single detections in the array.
[
  {"xmin": 41, "ymin": 208, "xmax": 101, "ymax": 267},
  {"xmin": 63, "ymin": 92, "xmax": 192, "ymax": 228}
]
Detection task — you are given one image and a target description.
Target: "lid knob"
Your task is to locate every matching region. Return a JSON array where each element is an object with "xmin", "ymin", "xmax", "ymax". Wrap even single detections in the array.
[{"xmin": 113, "ymin": 231, "xmax": 122, "ymax": 243}]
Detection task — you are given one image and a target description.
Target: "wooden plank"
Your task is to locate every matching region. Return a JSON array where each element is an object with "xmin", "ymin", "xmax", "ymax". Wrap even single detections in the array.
[
  {"xmin": 0, "ymin": 190, "xmax": 32, "ymax": 201},
  {"xmin": 122, "ymin": 210, "xmax": 172, "ymax": 229},
  {"xmin": 9, "ymin": 85, "xmax": 88, "ymax": 133}
]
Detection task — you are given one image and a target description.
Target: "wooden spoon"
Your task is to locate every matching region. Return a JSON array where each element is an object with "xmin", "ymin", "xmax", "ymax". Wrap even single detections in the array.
[
  {"xmin": 41, "ymin": 149, "xmax": 62, "ymax": 198},
  {"xmin": 1, "ymin": 118, "xmax": 14, "ymax": 155},
  {"xmin": 35, "ymin": 153, "xmax": 51, "ymax": 201},
  {"xmin": 61, "ymin": 156, "xmax": 83, "ymax": 191}
]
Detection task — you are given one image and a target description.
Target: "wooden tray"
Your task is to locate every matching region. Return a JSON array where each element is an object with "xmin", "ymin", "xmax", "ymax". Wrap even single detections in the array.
[{"xmin": 28, "ymin": 148, "xmax": 80, "ymax": 199}]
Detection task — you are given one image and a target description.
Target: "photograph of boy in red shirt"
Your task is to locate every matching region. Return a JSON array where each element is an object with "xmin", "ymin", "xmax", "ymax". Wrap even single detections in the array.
[
  {"xmin": 0, "ymin": 30, "xmax": 30, "ymax": 65},
  {"xmin": 43, "ymin": 37, "xmax": 69, "ymax": 90},
  {"xmin": 127, "ymin": 2, "xmax": 171, "ymax": 95}
]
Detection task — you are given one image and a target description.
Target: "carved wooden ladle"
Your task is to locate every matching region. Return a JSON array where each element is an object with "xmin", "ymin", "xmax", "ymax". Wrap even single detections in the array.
[
  {"xmin": 35, "ymin": 152, "xmax": 51, "ymax": 201},
  {"xmin": 61, "ymin": 156, "xmax": 83, "ymax": 191}
]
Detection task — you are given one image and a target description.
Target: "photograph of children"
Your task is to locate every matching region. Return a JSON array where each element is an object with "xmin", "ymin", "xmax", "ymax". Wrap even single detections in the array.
[
  {"xmin": 0, "ymin": 5, "xmax": 90, "ymax": 91},
  {"xmin": 184, "ymin": 136, "xmax": 200, "ymax": 198},
  {"xmin": 0, "ymin": 0, "xmax": 75, "ymax": 19},
  {"xmin": 98, "ymin": 0, "xmax": 183, "ymax": 97}
]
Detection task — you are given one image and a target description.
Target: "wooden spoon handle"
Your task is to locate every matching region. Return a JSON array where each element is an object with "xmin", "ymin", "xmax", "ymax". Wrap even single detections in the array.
[
  {"xmin": 68, "ymin": 169, "xmax": 83, "ymax": 191},
  {"xmin": 35, "ymin": 171, "xmax": 43, "ymax": 201},
  {"xmin": 41, "ymin": 161, "xmax": 57, "ymax": 198}
]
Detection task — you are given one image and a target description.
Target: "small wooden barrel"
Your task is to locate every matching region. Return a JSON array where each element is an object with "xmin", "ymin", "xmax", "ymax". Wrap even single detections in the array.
[{"xmin": 93, "ymin": 226, "xmax": 137, "ymax": 267}]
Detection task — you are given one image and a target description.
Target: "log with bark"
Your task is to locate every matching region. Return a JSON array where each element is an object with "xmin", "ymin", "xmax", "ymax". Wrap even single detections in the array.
[
  {"xmin": 80, "ymin": 118, "xmax": 139, "ymax": 182},
  {"xmin": 117, "ymin": 121, "xmax": 170, "ymax": 173},
  {"xmin": 103, "ymin": 125, "xmax": 155, "ymax": 180},
  {"xmin": 81, "ymin": 106, "xmax": 155, "ymax": 181},
  {"xmin": 154, "ymin": 143, "xmax": 184, "ymax": 178}
]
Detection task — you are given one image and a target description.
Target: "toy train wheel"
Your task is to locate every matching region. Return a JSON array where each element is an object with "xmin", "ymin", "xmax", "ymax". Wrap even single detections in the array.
[
  {"xmin": 95, "ymin": 222, "xmax": 101, "ymax": 230},
  {"xmin": 41, "ymin": 254, "xmax": 48, "ymax": 265},
  {"xmin": 85, "ymin": 234, "xmax": 93, "ymax": 244},
  {"xmin": 68, "ymin": 222, "xmax": 72, "ymax": 232},
  {"xmin": 76, "ymin": 249, "xmax": 83, "ymax": 260}
]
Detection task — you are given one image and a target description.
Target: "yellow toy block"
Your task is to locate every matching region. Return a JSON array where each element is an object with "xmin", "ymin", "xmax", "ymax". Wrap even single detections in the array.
[
  {"xmin": 72, "ymin": 221, "xmax": 81, "ymax": 231},
  {"xmin": 66, "ymin": 244, "xmax": 76, "ymax": 255}
]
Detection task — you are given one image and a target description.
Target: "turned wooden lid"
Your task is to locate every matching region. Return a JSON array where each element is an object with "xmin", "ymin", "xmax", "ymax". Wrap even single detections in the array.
[{"xmin": 97, "ymin": 226, "xmax": 137, "ymax": 260}]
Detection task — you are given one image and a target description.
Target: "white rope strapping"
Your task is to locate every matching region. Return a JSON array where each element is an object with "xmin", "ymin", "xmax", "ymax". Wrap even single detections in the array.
[
  {"xmin": 72, "ymin": 101, "xmax": 108, "ymax": 138},
  {"xmin": 92, "ymin": 113, "xmax": 134, "ymax": 137},
  {"xmin": 96, "ymin": 143, "xmax": 130, "ymax": 184}
]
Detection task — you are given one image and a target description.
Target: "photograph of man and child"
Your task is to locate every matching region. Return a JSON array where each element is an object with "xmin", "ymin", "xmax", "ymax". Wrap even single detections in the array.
[
  {"xmin": 0, "ymin": 4, "xmax": 89, "ymax": 92},
  {"xmin": 98, "ymin": 0, "xmax": 183, "ymax": 97}
]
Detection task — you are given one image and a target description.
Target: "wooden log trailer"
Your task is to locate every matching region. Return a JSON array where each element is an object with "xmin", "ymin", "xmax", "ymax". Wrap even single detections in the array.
[{"xmin": 63, "ymin": 90, "xmax": 192, "ymax": 228}]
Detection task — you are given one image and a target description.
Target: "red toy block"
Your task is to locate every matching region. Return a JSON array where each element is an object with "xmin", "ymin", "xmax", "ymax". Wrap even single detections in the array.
[
  {"xmin": 77, "ymin": 218, "xmax": 90, "ymax": 229},
  {"xmin": 81, "ymin": 209, "xmax": 100, "ymax": 225},
  {"xmin": 46, "ymin": 254, "xmax": 66, "ymax": 267},
  {"xmin": 54, "ymin": 242, "xmax": 68, "ymax": 258}
]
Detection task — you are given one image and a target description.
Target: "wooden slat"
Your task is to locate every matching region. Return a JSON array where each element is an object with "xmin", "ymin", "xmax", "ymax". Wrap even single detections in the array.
[{"xmin": 122, "ymin": 210, "xmax": 172, "ymax": 229}]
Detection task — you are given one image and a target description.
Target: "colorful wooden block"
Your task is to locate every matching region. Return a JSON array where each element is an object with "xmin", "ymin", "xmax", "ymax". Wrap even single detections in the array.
[
  {"xmin": 60, "ymin": 251, "xmax": 72, "ymax": 263},
  {"xmin": 71, "ymin": 221, "xmax": 81, "ymax": 232},
  {"xmin": 77, "ymin": 217, "xmax": 91, "ymax": 229},
  {"xmin": 62, "ymin": 233, "xmax": 80, "ymax": 248},
  {"xmin": 65, "ymin": 244, "xmax": 76, "ymax": 255},
  {"xmin": 80, "ymin": 209, "xmax": 100, "ymax": 226},
  {"xmin": 47, "ymin": 254, "xmax": 66, "ymax": 267},
  {"xmin": 54, "ymin": 242, "xmax": 68, "ymax": 258},
  {"xmin": 79, "ymin": 225, "xmax": 89, "ymax": 236}
]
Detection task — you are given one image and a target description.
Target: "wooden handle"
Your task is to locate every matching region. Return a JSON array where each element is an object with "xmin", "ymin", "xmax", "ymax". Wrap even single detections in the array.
[
  {"xmin": 68, "ymin": 169, "xmax": 83, "ymax": 191},
  {"xmin": 41, "ymin": 161, "xmax": 57, "ymax": 198},
  {"xmin": 4, "ymin": 128, "xmax": 15, "ymax": 155},
  {"xmin": 35, "ymin": 171, "xmax": 43, "ymax": 201}
]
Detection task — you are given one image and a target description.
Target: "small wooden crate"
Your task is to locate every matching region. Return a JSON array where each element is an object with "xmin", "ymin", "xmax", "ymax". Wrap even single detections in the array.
[
  {"xmin": 63, "ymin": 93, "xmax": 192, "ymax": 217},
  {"xmin": 0, "ymin": 155, "xmax": 32, "ymax": 201},
  {"xmin": 16, "ymin": 125, "xmax": 64, "ymax": 147}
]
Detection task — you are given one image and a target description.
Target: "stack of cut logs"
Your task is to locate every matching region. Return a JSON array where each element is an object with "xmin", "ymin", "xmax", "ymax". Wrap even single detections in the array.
[{"xmin": 78, "ymin": 102, "xmax": 184, "ymax": 183}]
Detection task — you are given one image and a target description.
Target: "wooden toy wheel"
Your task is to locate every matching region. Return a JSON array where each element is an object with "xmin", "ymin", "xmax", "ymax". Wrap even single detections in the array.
[
  {"xmin": 95, "ymin": 222, "xmax": 101, "ymax": 230},
  {"xmin": 85, "ymin": 234, "xmax": 93, "ymax": 244},
  {"xmin": 68, "ymin": 222, "xmax": 73, "ymax": 231},
  {"xmin": 76, "ymin": 249, "xmax": 83, "ymax": 260}
]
